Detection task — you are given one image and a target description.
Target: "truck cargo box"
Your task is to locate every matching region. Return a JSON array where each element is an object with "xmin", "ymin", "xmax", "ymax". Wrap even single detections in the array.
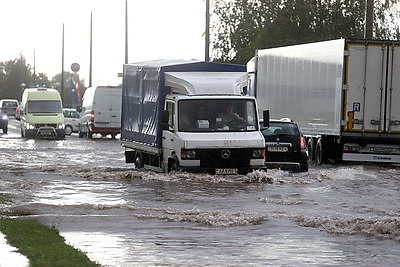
[{"xmin": 251, "ymin": 39, "xmax": 345, "ymax": 136}]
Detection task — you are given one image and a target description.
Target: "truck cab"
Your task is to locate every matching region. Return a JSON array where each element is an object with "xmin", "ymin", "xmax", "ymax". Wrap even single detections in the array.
[{"xmin": 162, "ymin": 95, "xmax": 265, "ymax": 174}]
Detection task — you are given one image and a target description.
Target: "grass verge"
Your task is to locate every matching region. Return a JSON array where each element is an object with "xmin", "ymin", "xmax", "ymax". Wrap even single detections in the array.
[
  {"xmin": 0, "ymin": 194, "xmax": 100, "ymax": 267},
  {"xmin": 0, "ymin": 218, "xmax": 100, "ymax": 267}
]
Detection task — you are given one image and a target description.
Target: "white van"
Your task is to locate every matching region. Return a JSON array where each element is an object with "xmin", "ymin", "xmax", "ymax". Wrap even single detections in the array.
[
  {"xmin": 78, "ymin": 85, "xmax": 122, "ymax": 138},
  {"xmin": 20, "ymin": 88, "xmax": 65, "ymax": 139}
]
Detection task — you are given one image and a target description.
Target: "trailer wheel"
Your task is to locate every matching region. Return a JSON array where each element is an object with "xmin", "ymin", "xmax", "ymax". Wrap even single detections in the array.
[
  {"xmin": 306, "ymin": 138, "xmax": 315, "ymax": 162},
  {"xmin": 315, "ymin": 139, "xmax": 324, "ymax": 165}
]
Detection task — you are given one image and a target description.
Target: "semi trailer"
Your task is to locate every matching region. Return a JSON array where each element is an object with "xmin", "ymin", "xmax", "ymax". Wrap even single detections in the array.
[{"xmin": 248, "ymin": 39, "xmax": 400, "ymax": 164}]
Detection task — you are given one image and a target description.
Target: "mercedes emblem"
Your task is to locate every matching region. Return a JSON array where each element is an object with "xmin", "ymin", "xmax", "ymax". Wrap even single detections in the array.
[{"xmin": 221, "ymin": 149, "xmax": 231, "ymax": 159}]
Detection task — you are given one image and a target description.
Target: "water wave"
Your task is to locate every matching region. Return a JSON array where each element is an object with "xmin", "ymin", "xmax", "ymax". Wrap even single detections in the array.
[
  {"xmin": 11, "ymin": 203, "xmax": 266, "ymax": 227},
  {"xmin": 292, "ymin": 214, "xmax": 400, "ymax": 241}
]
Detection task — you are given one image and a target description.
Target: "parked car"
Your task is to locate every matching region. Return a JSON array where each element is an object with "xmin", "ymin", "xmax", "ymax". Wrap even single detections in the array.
[
  {"xmin": 63, "ymin": 108, "xmax": 80, "ymax": 135},
  {"xmin": 261, "ymin": 118, "xmax": 309, "ymax": 171},
  {"xmin": 0, "ymin": 110, "xmax": 8, "ymax": 134},
  {"xmin": 0, "ymin": 99, "xmax": 19, "ymax": 117}
]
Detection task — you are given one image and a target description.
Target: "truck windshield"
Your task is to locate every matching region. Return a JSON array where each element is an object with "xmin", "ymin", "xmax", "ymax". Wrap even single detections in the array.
[
  {"xmin": 178, "ymin": 99, "xmax": 258, "ymax": 132},
  {"xmin": 27, "ymin": 100, "xmax": 62, "ymax": 113}
]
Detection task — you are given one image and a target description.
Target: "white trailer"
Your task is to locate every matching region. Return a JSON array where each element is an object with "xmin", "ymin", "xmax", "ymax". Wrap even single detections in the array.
[{"xmin": 249, "ymin": 39, "xmax": 400, "ymax": 164}]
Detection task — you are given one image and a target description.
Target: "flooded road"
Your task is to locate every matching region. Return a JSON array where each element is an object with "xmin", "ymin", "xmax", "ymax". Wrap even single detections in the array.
[{"xmin": 1, "ymin": 119, "xmax": 400, "ymax": 266}]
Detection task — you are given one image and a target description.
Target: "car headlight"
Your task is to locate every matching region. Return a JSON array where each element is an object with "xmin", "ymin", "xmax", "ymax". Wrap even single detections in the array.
[
  {"xmin": 181, "ymin": 149, "xmax": 197, "ymax": 160},
  {"xmin": 1, "ymin": 114, "xmax": 8, "ymax": 120},
  {"xmin": 252, "ymin": 149, "xmax": 265, "ymax": 159}
]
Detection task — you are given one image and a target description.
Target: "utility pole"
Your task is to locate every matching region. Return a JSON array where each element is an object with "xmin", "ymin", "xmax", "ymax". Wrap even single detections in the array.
[
  {"xmin": 205, "ymin": 0, "xmax": 210, "ymax": 62},
  {"xmin": 364, "ymin": 0, "xmax": 374, "ymax": 39},
  {"xmin": 61, "ymin": 23, "xmax": 65, "ymax": 103},
  {"xmin": 89, "ymin": 12, "xmax": 93, "ymax": 87},
  {"xmin": 125, "ymin": 0, "xmax": 128, "ymax": 64},
  {"xmin": 33, "ymin": 50, "xmax": 36, "ymax": 84}
]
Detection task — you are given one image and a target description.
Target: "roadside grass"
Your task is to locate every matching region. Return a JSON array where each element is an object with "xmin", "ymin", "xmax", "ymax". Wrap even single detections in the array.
[{"xmin": 0, "ymin": 194, "xmax": 100, "ymax": 267}]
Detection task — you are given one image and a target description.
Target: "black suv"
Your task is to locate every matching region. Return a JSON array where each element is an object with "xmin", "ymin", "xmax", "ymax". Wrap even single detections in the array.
[{"xmin": 261, "ymin": 119, "xmax": 309, "ymax": 171}]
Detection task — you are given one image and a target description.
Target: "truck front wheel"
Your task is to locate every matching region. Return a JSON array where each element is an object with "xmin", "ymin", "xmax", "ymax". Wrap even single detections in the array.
[
  {"xmin": 135, "ymin": 155, "xmax": 143, "ymax": 169},
  {"xmin": 168, "ymin": 158, "xmax": 180, "ymax": 173}
]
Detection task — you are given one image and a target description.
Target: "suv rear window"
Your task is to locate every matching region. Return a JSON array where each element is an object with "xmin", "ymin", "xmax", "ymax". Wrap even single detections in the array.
[
  {"xmin": 261, "ymin": 122, "xmax": 298, "ymax": 137},
  {"xmin": 1, "ymin": 101, "xmax": 18, "ymax": 107}
]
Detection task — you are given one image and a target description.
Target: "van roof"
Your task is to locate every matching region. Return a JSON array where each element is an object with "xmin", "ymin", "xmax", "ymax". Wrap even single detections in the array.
[{"xmin": 23, "ymin": 88, "xmax": 61, "ymax": 100}]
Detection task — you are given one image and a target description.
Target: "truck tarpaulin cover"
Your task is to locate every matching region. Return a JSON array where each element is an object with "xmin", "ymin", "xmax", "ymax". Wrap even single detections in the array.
[{"xmin": 121, "ymin": 60, "xmax": 246, "ymax": 147}]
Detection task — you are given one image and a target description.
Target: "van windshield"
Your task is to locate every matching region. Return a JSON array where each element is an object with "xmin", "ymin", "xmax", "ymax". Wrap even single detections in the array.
[
  {"xmin": 27, "ymin": 100, "xmax": 62, "ymax": 113},
  {"xmin": 178, "ymin": 99, "xmax": 258, "ymax": 132}
]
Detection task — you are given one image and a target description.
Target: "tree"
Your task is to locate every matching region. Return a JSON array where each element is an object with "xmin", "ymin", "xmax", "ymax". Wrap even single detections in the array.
[
  {"xmin": 0, "ymin": 56, "xmax": 51, "ymax": 101},
  {"xmin": 211, "ymin": 0, "xmax": 400, "ymax": 64}
]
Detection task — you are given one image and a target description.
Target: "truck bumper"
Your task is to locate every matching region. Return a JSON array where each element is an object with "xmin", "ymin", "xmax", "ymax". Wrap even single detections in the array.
[
  {"xmin": 25, "ymin": 128, "xmax": 65, "ymax": 139},
  {"xmin": 343, "ymin": 152, "xmax": 400, "ymax": 163},
  {"xmin": 179, "ymin": 165, "xmax": 267, "ymax": 175}
]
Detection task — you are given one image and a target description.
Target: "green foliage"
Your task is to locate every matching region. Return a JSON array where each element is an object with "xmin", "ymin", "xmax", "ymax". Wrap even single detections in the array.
[
  {"xmin": 0, "ymin": 56, "xmax": 51, "ymax": 101},
  {"xmin": 0, "ymin": 218, "xmax": 100, "ymax": 267},
  {"xmin": 211, "ymin": 0, "xmax": 400, "ymax": 64}
]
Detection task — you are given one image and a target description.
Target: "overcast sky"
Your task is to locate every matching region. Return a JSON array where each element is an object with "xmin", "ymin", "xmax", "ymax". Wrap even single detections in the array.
[{"xmin": 0, "ymin": 0, "xmax": 206, "ymax": 86}]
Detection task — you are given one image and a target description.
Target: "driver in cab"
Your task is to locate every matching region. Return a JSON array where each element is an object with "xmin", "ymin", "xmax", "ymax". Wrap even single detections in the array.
[{"xmin": 216, "ymin": 103, "xmax": 244, "ymax": 129}]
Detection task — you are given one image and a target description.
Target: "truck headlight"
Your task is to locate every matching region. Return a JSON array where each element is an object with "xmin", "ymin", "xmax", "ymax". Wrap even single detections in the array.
[
  {"xmin": 181, "ymin": 149, "xmax": 197, "ymax": 160},
  {"xmin": 1, "ymin": 114, "xmax": 8, "ymax": 120},
  {"xmin": 252, "ymin": 149, "xmax": 265, "ymax": 159},
  {"xmin": 58, "ymin": 124, "xmax": 65, "ymax": 129},
  {"xmin": 27, "ymin": 123, "xmax": 35, "ymax": 130}
]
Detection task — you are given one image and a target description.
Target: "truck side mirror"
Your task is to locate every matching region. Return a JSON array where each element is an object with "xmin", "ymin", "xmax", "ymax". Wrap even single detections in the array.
[
  {"xmin": 263, "ymin": 110, "xmax": 270, "ymax": 128},
  {"xmin": 161, "ymin": 110, "xmax": 169, "ymax": 130}
]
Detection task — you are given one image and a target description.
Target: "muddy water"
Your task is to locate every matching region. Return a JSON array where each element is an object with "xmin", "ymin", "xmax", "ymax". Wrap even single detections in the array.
[{"xmin": 1, "ymin": 120, "xmax": 400, "ymax": 266}]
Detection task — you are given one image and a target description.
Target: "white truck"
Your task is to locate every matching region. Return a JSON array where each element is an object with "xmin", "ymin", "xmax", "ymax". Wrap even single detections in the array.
[
  {"xmin": 248, "ymin": 39, "xmax": 400, "ymax": 164},
  {"xmin": 121, "ymin": 60, "xmax": 267, "ymax": 174},
  {"xmin": 78, "ymin": 85, "xmax": 122, "ymax": 139}
]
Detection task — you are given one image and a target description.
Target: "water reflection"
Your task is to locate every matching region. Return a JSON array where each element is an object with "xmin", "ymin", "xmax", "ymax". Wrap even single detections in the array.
[
  {"xmin": 35, "ymin": 180, "xmax": 128, "ymax": 206},
  {"xmin": 26, "ymin": 139, "xmax": 35, "ymax": 149},
  {"xmin": 64, "ymin": 231, "xmax": 125, "ymax": 266}
]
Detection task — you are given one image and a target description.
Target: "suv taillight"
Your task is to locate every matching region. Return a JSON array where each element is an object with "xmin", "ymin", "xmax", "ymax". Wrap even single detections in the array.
[{"xmin": 300, "ymin": 136, "xmax": 306, "ymax": 150}]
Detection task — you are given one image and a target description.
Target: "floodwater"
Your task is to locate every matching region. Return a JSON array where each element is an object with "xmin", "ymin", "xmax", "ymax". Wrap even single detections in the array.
[{"xmin": 1, "ymin": 119, "xmax": 399, "ymax": 266}]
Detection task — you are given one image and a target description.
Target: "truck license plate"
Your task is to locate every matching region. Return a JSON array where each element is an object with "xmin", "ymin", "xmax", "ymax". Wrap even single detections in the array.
[
  {"xmin": 268, "ymin": 146, "xmax": 288, "ymax": 152},
  {"xmin": 216, "ymin": 168, "xmax": 238, "ymax": 175}
]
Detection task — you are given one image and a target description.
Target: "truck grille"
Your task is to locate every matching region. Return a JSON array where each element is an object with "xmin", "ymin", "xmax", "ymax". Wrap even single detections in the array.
[{"xmin": 199, "ymin": 149, "xmax": 251, "ymax": 168}]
